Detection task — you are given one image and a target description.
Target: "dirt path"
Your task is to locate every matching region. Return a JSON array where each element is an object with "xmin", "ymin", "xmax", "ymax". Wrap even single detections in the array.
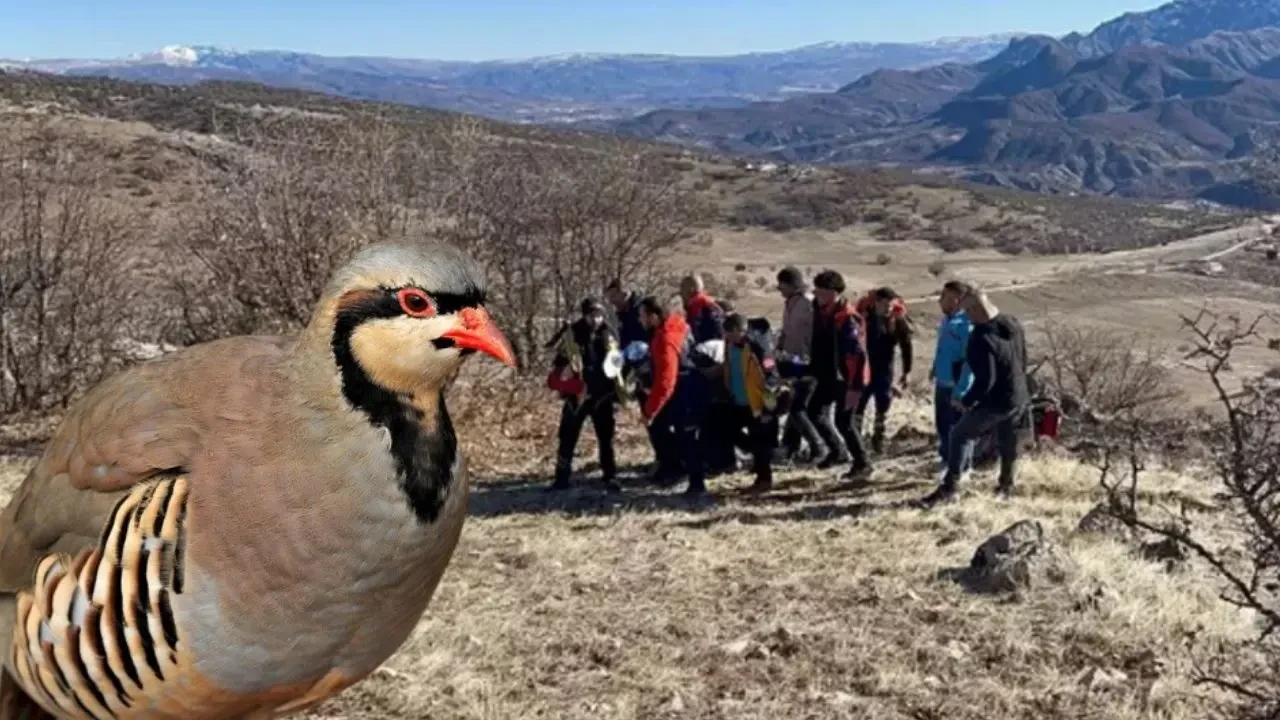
[{"xmin": 905, "ymin": 217, "xmax": 1278, "ymax": 304}]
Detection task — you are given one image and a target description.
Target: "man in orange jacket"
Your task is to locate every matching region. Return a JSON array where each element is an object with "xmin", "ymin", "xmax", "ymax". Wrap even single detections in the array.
[{"xmin": 638, "ymin": 295, "xmax": 710, "ymax": 498}]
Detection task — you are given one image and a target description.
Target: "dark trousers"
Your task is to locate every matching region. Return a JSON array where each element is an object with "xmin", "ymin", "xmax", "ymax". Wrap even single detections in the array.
[
  {"xmin": 933, "ymin": 384, "xmax": 973, "ymax": 470},
  {"xmin": 942, "ymin": 405, "xmax": 1023, "ymax": 489},
  {"xmin": 726, "ymin": 405, "xmax": 777, "ymax": 484},
  {"xmin": 855, "ymin": 374, "xmax": 894, "ymax": 446},
  {"xmin": 806, "ymin": 380, "xmax": 870, "ymax": 468},
  {"xmin": 704, "ymin": 399, "xmax": 739, "ymax": 474},
  {"xmin": 780, "ymin": 377, "xmax": 825, "ymax": 458},
  {"xmin": 651, "ymin": 393, "xmax": 706, "ymax": 491},
  {"xmin": 554, "ymin": 394, "xmax": 617, "ymax": 485}
]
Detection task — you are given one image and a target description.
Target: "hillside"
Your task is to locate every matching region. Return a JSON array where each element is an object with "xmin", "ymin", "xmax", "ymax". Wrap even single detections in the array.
[
  {"xmin": 1065, "ymin": 0, "xmax": 1280, "ymax": 56},
  {"xmin": 1, "ymin": 35, "xmax": 1022, "ymax": 124},
  {"xmin": 0, "ymin": 70, "xmax": 1228, "ymax": 259},
  {"xmin": 616, "ymin": 24, "xmax": 1280, "ymax": 203}
]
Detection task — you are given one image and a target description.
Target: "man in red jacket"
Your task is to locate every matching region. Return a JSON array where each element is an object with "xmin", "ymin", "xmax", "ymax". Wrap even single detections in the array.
[
  {"xmin": 638, "ymin": 295, "xmax": 709, "ymax": 498},
  {"xmin": 679, "ymin": 274, "xmax": 726, "ymax": 344}
]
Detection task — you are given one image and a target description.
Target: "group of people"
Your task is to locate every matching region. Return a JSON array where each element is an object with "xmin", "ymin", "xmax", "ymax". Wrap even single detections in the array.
[{"xmin": 544, "ymin": 266, "xmax": 1031, "ymax": 508}]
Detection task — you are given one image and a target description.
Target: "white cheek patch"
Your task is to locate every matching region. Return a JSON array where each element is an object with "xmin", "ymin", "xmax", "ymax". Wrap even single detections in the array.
[{"xmin": 348, "ymin": 315, "xmax": 460, "ymax": 392}]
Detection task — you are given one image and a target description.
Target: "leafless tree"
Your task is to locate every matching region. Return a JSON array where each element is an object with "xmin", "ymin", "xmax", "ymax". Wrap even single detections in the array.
[
  {"xmin": 160, "ymin": 114, "xmax": 707, "ymax": 369},
  {"xmin": 0, "ymin": 124, "xmax": 145, "ymax": 414},
  {"xmin": 437, "ymin": 131, "xmax": 707, "ymax": 367},
  {"xmin": 1036, "ymin": 323, "xmax": 1181, "ymax": 421},
  {"xmin": 165, "ymin": 116, "xmax": 419, "ymax": 343}
]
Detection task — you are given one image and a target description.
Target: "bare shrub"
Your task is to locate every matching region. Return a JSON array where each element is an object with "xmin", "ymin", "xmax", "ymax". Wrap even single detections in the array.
[
  {"xmin": 165, "ymin": 117, "xmax": 416, "ymax": 343},
  {"xmin": 874, "ymin": 253, "xmax": 892, "ymax": 266},
  {"xmin": 0, "ymin": 124, "xmax": 146, "ymax": 414},
  {"xmin": 931, "ymin": 231, "xmax": 982, "ymax": 253},
  {"xmin": 927, "ymin": 259, "xmax": 947, "ymax": 277},
  {"xmin": 1035, "ymin": 323, "xmax": 1180, "ymax": 420},
  {"xmin": 438, "ymin": 134, "xmax": 706, "ymax": 367},
  {"xmin": 1092, "ymin": 309, "xmax": 1280, "ymax": 718},
  {"xmin": 159, "ymin": 114, "xmax": 706, "ymax": 368}
]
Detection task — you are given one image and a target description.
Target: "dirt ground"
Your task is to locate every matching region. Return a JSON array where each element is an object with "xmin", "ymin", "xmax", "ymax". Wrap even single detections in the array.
[{"xmin": 0, "ymin": 393, "xmax": 1259, "ymax": 720}]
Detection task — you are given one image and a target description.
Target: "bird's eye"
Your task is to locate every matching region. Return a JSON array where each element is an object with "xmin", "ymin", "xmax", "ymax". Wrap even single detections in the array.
[{"xmin": 397, "ymin": 288, "xmax": 436, "ymax": 318}]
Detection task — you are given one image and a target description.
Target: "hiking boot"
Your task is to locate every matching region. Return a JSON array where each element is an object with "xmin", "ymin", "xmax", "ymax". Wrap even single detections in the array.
[
  {"xmin": 600, "ymin": 477, "xmax": 623, "ymax": 494},
  {"xmin": 796, "ymin": 445, "xmax": 827, "ymax": 466},
  {"xmin": 649, "ymin": 469, "xmax": 683, "ymax": 487},
  {"xmin": 936, "ymin": 463, "xmax": 970, "ymax": 486},
  {"xmin": 816, "ymin": 451, "xmax": 851, "ymax": 470},
  {"xmin": 745, "ymin": 476, "xmax": 773, "ymax": 494},
  {"xmin": 840, "ymin": 464, "xmax": 873, "ymax": 484},
  {"xmin": 871, "ymin": 431, "xmax": 885, "ymax": 455},
  {"xmin": 912, "ymin": 485, "xmax": 957, "ymax": 509},
  {"xmin": 994, "ymin": 482, "xmax": 1014, "ymax": 499},
  {"xmin": 545, "ymin": 479, "xmax": 571, "ymax": 493}
]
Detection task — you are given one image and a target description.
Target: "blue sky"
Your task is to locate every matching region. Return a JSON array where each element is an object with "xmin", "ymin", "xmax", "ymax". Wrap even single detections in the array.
[{"xmin": 5, "ymin": 0, "xmax": 1163, "ymax": 61}]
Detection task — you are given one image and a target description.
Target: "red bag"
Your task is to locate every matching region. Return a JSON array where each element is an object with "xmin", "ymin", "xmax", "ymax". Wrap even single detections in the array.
[
  {"xmin": 547, "ymin": 368, "xmax": 585, "ymax": 396},
  {"xmin": 1036, "ymin": 405, "xmax": 1061, "ymax": 440}
]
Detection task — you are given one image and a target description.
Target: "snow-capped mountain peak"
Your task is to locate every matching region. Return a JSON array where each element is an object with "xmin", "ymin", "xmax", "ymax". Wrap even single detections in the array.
[{"xmin": 124, "ymin": 45, "xmax": 201, "ymax": 66}]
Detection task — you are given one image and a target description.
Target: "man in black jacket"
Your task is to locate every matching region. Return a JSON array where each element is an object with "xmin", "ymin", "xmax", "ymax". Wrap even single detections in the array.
[
  {"xmin": 549, "ymin": 298, "xmax": 622, "ymax": 492},
  {"xmin": 856, "ymin": 287, "xmax": 913, "ymax": 454},
  {"xmin": 916, "ymin": 288, "xmax": 1029, "ymax": 507},
  {"xmin": 804, "ymin": 270, "xmax": 873, "ymax": 480},
  {"xmin": 606, "ymin": 279, "xmax": 648, "ymax": 350}
]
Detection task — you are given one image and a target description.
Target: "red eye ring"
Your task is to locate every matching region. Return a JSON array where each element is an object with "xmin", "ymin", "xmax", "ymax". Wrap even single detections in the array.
[{"xmin": 396, "ymin": 288, "xmax": 436, "ymax": 318}]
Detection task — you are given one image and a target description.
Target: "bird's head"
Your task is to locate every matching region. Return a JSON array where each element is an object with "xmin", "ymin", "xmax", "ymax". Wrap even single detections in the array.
[{"xmin": 320, "ymin": 241, "xmax": 516, "ymax": 399}]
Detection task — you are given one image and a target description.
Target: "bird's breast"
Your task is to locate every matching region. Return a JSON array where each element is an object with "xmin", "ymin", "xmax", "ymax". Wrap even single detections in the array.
[{"xmin": 174, "ymin": 444, "xmax": 471, "ymax": 696}]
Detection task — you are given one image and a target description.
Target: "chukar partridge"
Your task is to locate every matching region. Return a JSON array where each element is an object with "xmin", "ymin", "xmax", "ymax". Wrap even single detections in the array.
[{"xmin": 0, "ymin": 240, "xmax": 516, "ymax": 719}]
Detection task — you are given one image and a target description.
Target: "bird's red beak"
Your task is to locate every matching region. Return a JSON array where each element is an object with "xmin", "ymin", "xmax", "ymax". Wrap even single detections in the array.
[{"xmin": 442, "ymin": 307, "xmax": 517, "ymax": 367}]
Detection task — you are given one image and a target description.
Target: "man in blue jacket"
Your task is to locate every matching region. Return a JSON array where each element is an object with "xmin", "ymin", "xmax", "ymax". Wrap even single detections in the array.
[
  {"xmin": 930, "ymin": 280, "xmax": 975, "ymax": 476},
  {"xmin": 918, "ymin": 287, "xmax": 1030, "ymax": 507}
]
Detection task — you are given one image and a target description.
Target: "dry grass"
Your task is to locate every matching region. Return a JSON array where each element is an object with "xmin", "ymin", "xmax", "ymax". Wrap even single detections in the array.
[{"xmin": 0, "ymin": 393, "xmax": 1255, "ymax": 720}]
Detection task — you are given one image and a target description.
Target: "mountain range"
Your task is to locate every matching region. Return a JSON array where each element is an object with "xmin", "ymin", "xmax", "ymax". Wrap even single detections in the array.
[
  {"xmin": 9, "ymin": 0, "xmax": 1280, "ymax": 203},
  {"xmin": 1, "ymin": 35, "xmax": 1021, "ymax": 124},
  {"xmin": 614, "ymin": 0, "xmax": 1280, "ymax": 202}
]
